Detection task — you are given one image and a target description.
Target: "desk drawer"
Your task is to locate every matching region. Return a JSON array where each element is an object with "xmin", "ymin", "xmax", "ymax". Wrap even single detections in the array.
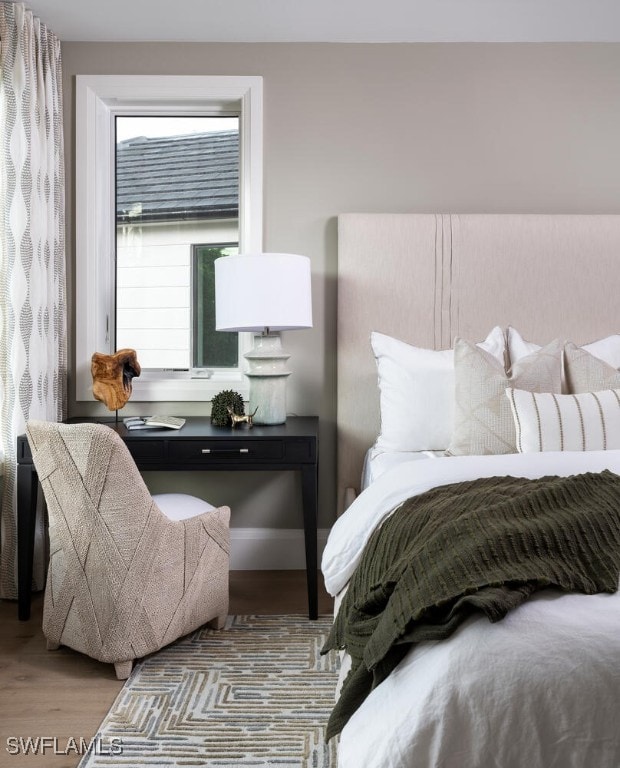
[
  {"xmin": 125, "ymin": 440, "xmax": 166, "ymax": 462},
  {"xmin": 170, "ymin": 439, "xmax": 284, "ymax": 462}
]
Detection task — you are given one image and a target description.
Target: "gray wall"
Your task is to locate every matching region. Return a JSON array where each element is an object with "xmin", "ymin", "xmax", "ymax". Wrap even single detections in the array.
[{"xmin": 63, "ymin": 42, "xmax": 620, "ymax": 532}]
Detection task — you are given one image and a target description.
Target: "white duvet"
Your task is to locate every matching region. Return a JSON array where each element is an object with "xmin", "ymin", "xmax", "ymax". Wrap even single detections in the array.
[{"xmin": 321, "ymin": 450, "xmax": 620, "ymax": 768}]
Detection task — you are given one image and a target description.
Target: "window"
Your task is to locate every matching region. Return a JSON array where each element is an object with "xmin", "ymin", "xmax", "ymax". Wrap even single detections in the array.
[
  {"xmin": 115, "ymin": 116, "xmax": 239, "ymax": 372},
  {"xmin": 75, "ymin": 75, "xmax": 263, "ymax": 401}
]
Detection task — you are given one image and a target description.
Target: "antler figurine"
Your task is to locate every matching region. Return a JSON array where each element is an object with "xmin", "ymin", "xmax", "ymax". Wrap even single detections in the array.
[
  {"xmin": 226, "ymin": 406, "xmax": 258, "ymax": 428},
  {"xmin": 91, "ymin": 349, "xmax": 141, "ymax": 411}
]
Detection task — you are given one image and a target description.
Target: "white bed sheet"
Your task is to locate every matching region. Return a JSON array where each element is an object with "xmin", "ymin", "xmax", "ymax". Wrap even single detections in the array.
[
  {"xmin": 361, "ymin": 445, "xmax": 442, "ymax": 490},
  {"xmin": 322, "ymin": 450, "xmax": 620, "ymax": 768}
]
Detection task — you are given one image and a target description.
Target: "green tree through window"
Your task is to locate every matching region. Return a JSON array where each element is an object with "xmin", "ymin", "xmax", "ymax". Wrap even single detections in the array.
[{"xmin": 193, "ymin": 244, "xmax": 239, "ymax": 368}]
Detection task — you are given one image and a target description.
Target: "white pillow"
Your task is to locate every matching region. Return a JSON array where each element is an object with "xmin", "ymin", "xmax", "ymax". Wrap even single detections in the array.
[
  {"xmin": 583, "ymin": 335, "xmax": 620, "ymax": 368},
  {"xmin": 371, "ymin": 326, "xmax": 505, "ymax": 452},
  {"xmin": 507, "ymin": 327, "xmax": 541, "ymax": 363},
  {"xmin": 507, "ymin": 387, "xmax": 620, "ymax": 453},
  {"xmin": 508, "ymin": 328, "xmax": 620, "ymax": 395},
  {"xmin": 508, "ymin": 327, "xmax": 620, "ymax": 367}
]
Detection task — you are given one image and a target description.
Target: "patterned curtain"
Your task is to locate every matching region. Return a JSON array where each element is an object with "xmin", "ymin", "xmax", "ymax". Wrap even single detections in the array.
[{"xmin": 0, "ymin": 3, "xmax": 66, "ymax": 599}]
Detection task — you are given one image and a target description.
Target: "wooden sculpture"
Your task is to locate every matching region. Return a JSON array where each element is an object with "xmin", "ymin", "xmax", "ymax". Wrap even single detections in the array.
[{"xmin": 91, "ymin": 349, "xmax": 141, "ymax": 411}]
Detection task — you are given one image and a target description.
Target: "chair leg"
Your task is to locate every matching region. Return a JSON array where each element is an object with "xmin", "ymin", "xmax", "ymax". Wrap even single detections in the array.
[
  {"xmin": 114, "ymin": 660, "xmax": 133, "ymax": 680},
  {"xmin": 207, "ymin": 612, "xmax": 227, "ymax": 630},
  {"xmin": 46, "ymin": 638, "xmax": 60, "ymax": 651}
]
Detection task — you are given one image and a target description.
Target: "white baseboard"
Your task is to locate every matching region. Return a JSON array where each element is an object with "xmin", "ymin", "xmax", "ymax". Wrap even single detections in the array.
[{"xmin": 230, "ymin": 528, "xmax": 330, "ymax": 570}]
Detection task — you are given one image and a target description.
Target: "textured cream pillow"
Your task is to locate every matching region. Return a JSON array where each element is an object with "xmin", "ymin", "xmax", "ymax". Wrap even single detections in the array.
[
  {"xmin": 507, "ymin": 387, "xmax": 620, "ymax": 452},
  {"xmin": 564, "ymin": 342, "xmax": 620, "ymax": 394},
  {"xmin": 446, "ymin": 338, "xmax": 562, "ymax": 456}
]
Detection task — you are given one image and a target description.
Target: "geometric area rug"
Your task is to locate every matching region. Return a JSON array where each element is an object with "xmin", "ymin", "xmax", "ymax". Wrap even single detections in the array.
[{"xmin": 78, "ymin": 615, "xmax": 341, "ymax": 768}]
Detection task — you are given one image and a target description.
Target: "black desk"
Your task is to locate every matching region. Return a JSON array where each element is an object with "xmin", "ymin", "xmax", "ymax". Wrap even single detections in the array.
[{"xmin": 16, "ymin": 416, "xmax": 319, "ymax": 621}]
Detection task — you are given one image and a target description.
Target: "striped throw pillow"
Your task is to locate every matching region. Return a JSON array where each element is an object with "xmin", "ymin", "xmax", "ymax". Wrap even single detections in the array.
[{"xmin": 507, "ymin": 387, "xmax": 620, "ymax": 453}]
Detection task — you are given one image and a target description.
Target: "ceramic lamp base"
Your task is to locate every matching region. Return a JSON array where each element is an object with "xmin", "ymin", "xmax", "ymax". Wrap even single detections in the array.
[{"xmin": 244, "ymin": 334, "xmax": 291, "ymax": 425}]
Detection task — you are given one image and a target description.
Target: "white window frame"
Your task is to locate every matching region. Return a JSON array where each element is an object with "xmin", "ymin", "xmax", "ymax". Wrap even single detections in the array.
[{"xmin": 75, "ymin": 75, "xmax": 263, "ymax": 401}]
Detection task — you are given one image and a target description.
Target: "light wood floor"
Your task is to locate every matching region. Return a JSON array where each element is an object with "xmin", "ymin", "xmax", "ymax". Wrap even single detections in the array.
[{"xmin": 0, "ymin": 571, "xmax": 333, "ymax": 768}]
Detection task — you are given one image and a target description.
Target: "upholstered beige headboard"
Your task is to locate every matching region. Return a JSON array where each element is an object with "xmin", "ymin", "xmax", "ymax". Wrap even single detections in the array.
[{"xmin": 337, "ymin": 213, "xmax": 620, "ymax": 509}]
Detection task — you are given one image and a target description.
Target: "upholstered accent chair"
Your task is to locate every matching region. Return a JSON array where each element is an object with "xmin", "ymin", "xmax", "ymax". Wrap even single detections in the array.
[{"xmin": 26, "ymin": 420, "xmax": 230, "ymax": 680}]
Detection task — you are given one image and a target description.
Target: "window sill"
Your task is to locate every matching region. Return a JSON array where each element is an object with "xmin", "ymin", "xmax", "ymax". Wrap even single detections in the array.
[
  {"xmin": 133, "ymin": 377, "xmax": 249, "ymax": 402},
  {"xmin": 77, "ymin": 370, "xmax": 249, "ymax": 403}
]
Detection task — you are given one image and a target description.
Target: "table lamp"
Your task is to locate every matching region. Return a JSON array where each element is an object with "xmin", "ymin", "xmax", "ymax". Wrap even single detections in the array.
[{"xmin": 214, "ymin": 253, "xmax": 313, "ymax": 425}]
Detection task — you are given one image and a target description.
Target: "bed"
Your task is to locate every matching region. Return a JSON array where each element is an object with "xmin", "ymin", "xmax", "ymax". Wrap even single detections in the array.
[{"xmin": 321, "ymin": 214, "xmax": 620, "ymax": 768}]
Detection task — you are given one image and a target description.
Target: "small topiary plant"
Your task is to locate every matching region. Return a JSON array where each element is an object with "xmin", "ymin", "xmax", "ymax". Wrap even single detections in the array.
[{"xmin": 210, "ymin": 389, "xmax": 245, "ymax": 427}]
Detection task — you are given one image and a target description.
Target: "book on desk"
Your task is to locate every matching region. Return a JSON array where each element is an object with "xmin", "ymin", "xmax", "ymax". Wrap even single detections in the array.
[{"xmin": 123, "ymin": 416, "xmax": 186, "ymax": 430}]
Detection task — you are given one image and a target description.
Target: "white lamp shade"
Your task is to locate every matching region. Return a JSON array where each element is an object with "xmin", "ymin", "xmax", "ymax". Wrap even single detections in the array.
[{"xmin": 215, "ymin": 253, "xmax": 313, "ymax": 332}]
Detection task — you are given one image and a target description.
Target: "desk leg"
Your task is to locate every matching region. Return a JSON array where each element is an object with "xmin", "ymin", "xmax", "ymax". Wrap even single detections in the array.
[
  {"xmin": 301, "ymin": 464, "xmax": 318, "ymax": 620},
  {"xmin": 17, "ymin": 464, "xmax": 38, "ymax": 621}
]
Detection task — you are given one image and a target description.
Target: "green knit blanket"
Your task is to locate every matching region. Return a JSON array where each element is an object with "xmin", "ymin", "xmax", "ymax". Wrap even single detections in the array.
[{"xmin": 322, "ymin": 471, "xmax": 620, "ymax": 740}]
